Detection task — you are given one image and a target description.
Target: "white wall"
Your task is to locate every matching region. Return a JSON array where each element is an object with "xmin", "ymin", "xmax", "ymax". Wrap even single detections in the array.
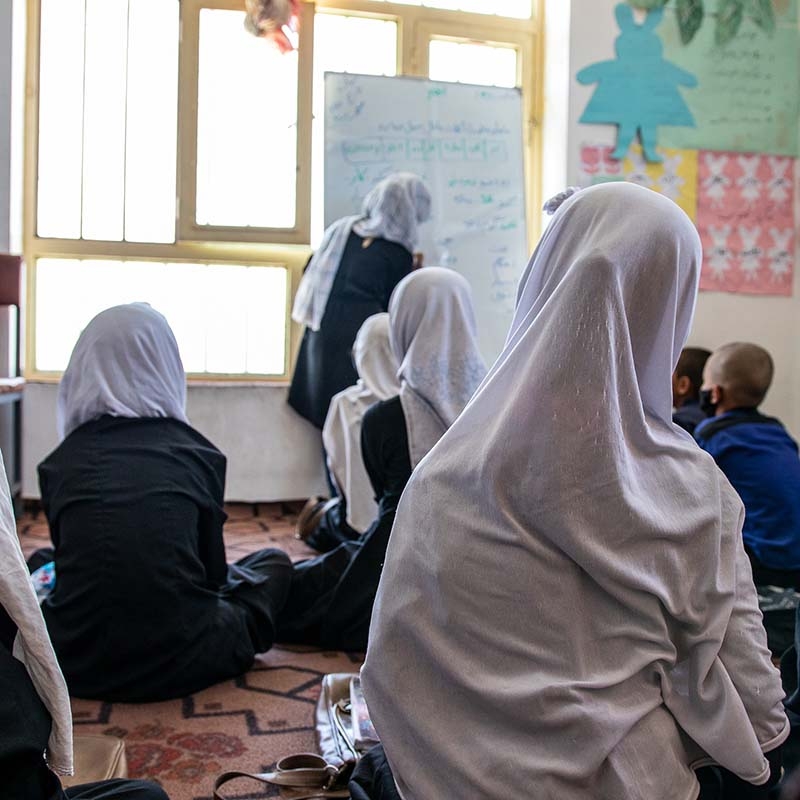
[
  {"xmin": 22, "ymin": 383, "xmax": 328, "ymax": 501},
  {"xmin": 566, "ymin": 0, "xmax": 800, "ymax": 437}
]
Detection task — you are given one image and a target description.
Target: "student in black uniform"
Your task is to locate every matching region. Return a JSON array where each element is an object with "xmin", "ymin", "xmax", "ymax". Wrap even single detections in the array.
[
  {"xmin": 0, "ymin": 451, "xmax": 167, "ymax": 800},
  {"xmin": 31, "ymin": 304, "xmax": 293, "ymax": 702},
  {"xmin": 288, "ymin": 173, "xmax": 431, "ymax": 429},
  {"xmin": 278, "ymin": 268, "xmax": 486, "ymax": 651}
]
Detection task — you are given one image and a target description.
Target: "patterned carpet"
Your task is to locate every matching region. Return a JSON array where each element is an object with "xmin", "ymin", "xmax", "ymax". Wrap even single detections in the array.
[{"xmin": 18, "ymin": 502, "xmax": 365, "ymax": 800}]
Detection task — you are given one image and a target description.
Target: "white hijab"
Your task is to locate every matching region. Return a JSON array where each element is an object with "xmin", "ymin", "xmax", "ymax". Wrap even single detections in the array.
[
  {"xmin": 291, "ymin": 173, "xmax": 432, "ymax": 331},
  {"xmin": 57, "ymin": 303, "xmax": 188, "ymax": 440},
  {"xmin": 389, "ymin": 267, "xmax": 486, "ymax": 468},
  {"xmin": 322, "ymin": 313, "xmax": 400, "ymax": 533},
  {"xmin": 363, "ymin": 183, "xmax": 788, "ymax": 799},
  {"xmin": 0, "ymin": 451, "xmax": 73, "ymax": 776}
]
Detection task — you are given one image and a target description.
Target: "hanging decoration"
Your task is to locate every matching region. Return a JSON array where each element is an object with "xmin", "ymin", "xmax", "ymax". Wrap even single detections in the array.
[{"xmin": 244, "ymin": 0, "xmax": 300, "ymax": 53}]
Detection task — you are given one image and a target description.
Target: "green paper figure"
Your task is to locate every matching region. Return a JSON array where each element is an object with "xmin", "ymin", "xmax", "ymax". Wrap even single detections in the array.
[{"xmin": 576, "ymin": 4, "xmax": 698, "ymax": 163}]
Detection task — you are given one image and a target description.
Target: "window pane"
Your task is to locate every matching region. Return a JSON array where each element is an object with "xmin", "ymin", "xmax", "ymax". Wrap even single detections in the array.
[
  {"xmin": 36, "ymin": 0, "xmax": 179, "ymax": 243},
  {"xmin": 124, "ymin": 0, "xmax": 179, "ymax": 243},
  {"xmin": 37, "ymin": 0, "xmax": 85, "ymax": 239},
  {"xmin": 81, "ymin": 0, "xmax": 127, "ymax": 241},
  {"xmin": 196, "ymin": 9, "xmax": 298, "ymax": 229},
  {"xmin": 35, "ymin": 260, "xmax": 287, "ymax": 375},
  {"xmin": 428, "ymin": 40, "xmax": 518, "ymax": 88},
  {"xmin": 312, "ymin": 13, "xmax": 397, "ymax": 244},
  {"xmin": 370, "ymin": 0, "xmax": 531, "ymax": 18}
]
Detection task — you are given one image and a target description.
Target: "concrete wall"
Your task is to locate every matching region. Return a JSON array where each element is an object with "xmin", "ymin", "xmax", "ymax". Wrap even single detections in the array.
[
  {"xmin": 22, "ymin": 383, "xmax": 328, "ymax": 501},
  {"xmin": 566, "ymin": 0, "xmax": 800, "ymax": 436}
]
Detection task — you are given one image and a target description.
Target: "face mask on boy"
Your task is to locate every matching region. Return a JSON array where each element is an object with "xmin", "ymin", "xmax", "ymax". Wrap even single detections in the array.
[{"xmin": 699, "ymin": 389, "xmax": 717, "ymax": 417}]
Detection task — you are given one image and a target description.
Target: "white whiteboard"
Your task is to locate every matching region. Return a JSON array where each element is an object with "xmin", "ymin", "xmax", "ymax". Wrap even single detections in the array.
[{"xmin": 324, "ymin": 72, "xmax": 528, "ymax": 364}]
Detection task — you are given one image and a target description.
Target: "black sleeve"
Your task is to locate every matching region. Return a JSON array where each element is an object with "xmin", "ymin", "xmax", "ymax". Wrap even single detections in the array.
[
  {"xmin": 361, "ymin": 403, "xmax": 387, "ymax": 502},
  {"xmin": 195, "ymin": 452, "xmax": 229, "ymax": 588},
  {"xmin": 36, "ymin": 464, "xmax": 59, "ymax": 550},
  {"xmin": 361, "ymin": 398, "xmax": 412, "ymax": 515}
]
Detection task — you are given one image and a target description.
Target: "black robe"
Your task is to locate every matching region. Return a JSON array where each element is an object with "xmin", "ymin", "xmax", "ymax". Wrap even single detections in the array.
[
  {"xmin": 37, "ymin": 416, "xmax": 292, "ymax": 702},
  {"xmin": 0, "ymin": 608, "xmax": 167, "ymax": 800},
  {"xmin": 278, "ymin": 396, "xmax": 411, "ymax": 650},
  {"xmin": 288, "ymin": 232, "xmax": 413, "ymax": 429}
]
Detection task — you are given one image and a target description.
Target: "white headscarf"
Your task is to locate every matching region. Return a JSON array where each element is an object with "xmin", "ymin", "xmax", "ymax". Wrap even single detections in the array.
[
  {"xmin": 322, "ymin": 313, "xmax": 400, "ymax": 533},
  {"xmin": 291, "ymin": 173, "xmax": 432, "ymax": 331},
  {"xmin": 363, "ymin": 183, "xmax": 788, "ymax": 799},
  {"xmin": 389, "ymin": 267, "xmax": 486, "ymax": 468},
  {"xmin": 0, "ymin": 451, "xmax": 73, "ymax": 776},
  {"xmin": 57, "ymin": 303, "xmax": 188, "ymax": 440}
]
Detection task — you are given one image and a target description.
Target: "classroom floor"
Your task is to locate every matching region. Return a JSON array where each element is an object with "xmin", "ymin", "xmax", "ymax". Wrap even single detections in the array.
[{"xmin": 17, "ymin": 502, "xmax": 364, "ymax": 800}]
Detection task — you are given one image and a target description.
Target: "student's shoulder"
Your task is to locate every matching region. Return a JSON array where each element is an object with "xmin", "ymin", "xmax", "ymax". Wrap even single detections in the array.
[
  {"xmin": 695, "ymin": 409, "xmax": 788, "ymax": 447},
  {"xmin": 165, "ymin": 418, "xmax": 225, "ymax": 456}
]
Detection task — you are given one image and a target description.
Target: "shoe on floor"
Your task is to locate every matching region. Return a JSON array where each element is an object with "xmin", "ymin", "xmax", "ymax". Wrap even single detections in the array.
[{"xmin": 296, "ymin": 496, "xmax": 327, "ymax": 541}]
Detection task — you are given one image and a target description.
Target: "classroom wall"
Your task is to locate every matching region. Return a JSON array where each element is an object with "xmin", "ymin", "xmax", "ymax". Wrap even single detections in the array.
[
  {"xmin": 21, "ymin": 383, "xmax": 328, "ymax": 501},
  {"xmin": 566, "ymin": 0, "xmax": 800, "ymax": 438}
]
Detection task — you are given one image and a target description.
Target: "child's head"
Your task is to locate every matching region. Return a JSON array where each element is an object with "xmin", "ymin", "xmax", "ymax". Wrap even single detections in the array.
[
  {"xmin": 701, "ymin": 342, "xmax": 774, "ymax": 415},
  {"xmin": 672, "ymin": 347, "xmax": 711, "ymax": 409}
]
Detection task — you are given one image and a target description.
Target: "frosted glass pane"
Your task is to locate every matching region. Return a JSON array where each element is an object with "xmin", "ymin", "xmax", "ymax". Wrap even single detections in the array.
[
  {"xmin": 125, "ymin": 0, "xmax": 179, "ymax": 243},
  {"xmin": 312, "ymin": 14, "xmax": 397, "ymax": 245},
  {"xmin": 205, "ymin": 266, "xmax": 248, "ymax": 374},
  {"xmin": 81, "ymin": 0, "xmax": 127, "ymax": 241},
  {"xmin": 147, "ymin": 262, "xmax": 208, "ymax": 373},
  {"xmin": 35, "ymin": 260, "xmax": 287, "ymax": 375},
  {"xmin": 244, "ymin": 268, "xmax": 287, "ymax": 374},
  {"xmin": 37, "ymin": 0, "xmax": 85, "ymax": 239},
  {"xmin": 429, "ymin": 40, "xmax": 518, "ymax": 88},
  {"xmin": 196, "ymin": 9, "xmax": 298, "ymax": 229}
]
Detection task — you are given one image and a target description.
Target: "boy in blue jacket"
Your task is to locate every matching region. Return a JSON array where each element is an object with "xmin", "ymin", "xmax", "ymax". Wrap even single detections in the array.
[{"xmin": 696, "ymin": 342, "xmax": 800, "ymax": 591}]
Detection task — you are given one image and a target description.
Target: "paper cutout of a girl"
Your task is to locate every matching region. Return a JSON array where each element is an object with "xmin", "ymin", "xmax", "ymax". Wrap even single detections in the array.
[{"xmin": 577, "ymin": 4, "xmax": 697, "ymax": 163}]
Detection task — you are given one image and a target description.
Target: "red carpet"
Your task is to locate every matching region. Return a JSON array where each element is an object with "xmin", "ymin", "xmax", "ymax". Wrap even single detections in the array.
[{"xmin": 18, "ymin": 502, "xmax": 364, "ymax": 800}]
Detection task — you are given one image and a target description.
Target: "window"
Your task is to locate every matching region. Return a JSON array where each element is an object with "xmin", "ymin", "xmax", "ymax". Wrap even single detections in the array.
[
  {"xmin": 428, "ymin": 40, "xmax": 519, "ymax": 88},
  {"xmin": 372, "ymin": 0, "xmax": 532, "ymax": 18},
  {"xmin": 24, "ymin": 0, "xmax": 542, "ymax": 380},
  {"xmin": 195, "ymin": 9, "xmax": 299, "ymax": 230},
  {"xmin": 36, "ymin": 0, "xmax": 179, "ymax": 243},
  {"xmin": 34, "ymin": 260, "xmax": 288, "ymax": 376}
]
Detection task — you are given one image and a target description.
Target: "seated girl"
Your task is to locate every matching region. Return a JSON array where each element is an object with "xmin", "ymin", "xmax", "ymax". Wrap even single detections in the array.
[
  {"xmin": 301, "ymin": 313, "xmax": 400, "ymax": 552},
  {"xmin": 33, "ymin": 303, "xmax": 293, "ymax": 702},
  {"xmin": 1, "ymin": 452, "xmax": 167, "ymax": 799},
  {"xmin": 357, "ymin": 183, "xmax": 788, "ymax": 799},
  {"xmin": 278, "ymin": 268, "xmax": 486, "ymax": 651}
]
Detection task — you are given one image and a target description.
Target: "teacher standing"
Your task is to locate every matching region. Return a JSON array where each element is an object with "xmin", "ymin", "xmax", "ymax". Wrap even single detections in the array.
[{"xmin": 288, "ymin": 172, "xmax": 432, "ymax": 428}]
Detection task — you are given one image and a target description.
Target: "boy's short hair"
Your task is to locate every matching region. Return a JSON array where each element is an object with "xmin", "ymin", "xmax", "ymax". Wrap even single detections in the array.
[
  {"xmin": 707, "ymin": 342, "xmax": 774, "ymax": 408},
  {"xmin": 675, "ymin": 347, "xmax": 711, "ymax": 400}
]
